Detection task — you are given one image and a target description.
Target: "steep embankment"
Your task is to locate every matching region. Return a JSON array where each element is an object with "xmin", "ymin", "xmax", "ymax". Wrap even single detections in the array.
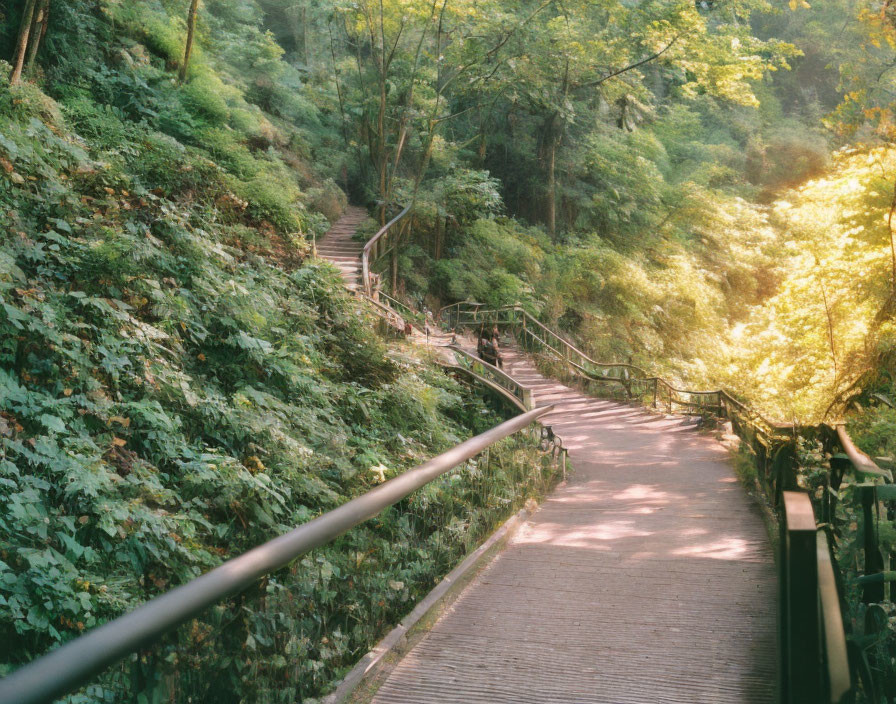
[{"xmin": 0, "ymin": 4, "xmax": 528, "ymax": 700}]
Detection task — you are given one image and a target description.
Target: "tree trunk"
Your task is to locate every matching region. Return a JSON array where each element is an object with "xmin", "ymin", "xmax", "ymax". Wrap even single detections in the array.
[
  {"xmin": 179, "ymin": 0, "xmax": 200, "ymax": 83},
  {"xmin": 10, "ymin": 0, "xmax": 38, "ymax": 86},
  {"xmin": 541, "ymin": 112, "xmax": 561, "ymax": 240},
  {"xmin": 286, "ymin": 3, "xmax": 308, "ymax": 66},
  {"xmin": 546, "ymin": 137, "xmax": 556, "ymax": 239},
  {"xmin": 300, "ymin": 7, "xmax": 308, "ymax": 67},
  {"xmin": 434, "ymin": 217, "xmax": 443, "ymax": 261},
  {"xmin": 477, "ymin": 132, "xmax": 487, "ymax": 164},
  {"xmin": 390, "ymin": 247, "xmax": 398, "ymax": 293},
  {"xmin": 377, "ymin": 80, "xmax": 388, "ymax": 224},
  {"xmin": 25, "ymin": 0, "xmax": 49, "ymax": 76}
]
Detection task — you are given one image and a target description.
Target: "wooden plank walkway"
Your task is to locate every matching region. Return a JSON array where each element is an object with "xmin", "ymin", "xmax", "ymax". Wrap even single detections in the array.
[{"xmin": 367, "ymin": 348, "xmax": 777, "ymax": 703}]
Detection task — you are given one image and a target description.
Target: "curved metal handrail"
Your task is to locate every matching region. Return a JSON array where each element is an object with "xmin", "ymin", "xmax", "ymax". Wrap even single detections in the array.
[
  {"xmin": 447, "ymin": 345, "xmax": 534, "ymax": 410},
  {"xmin": 835, "ymin": 423, "xmax": 893, "ymax": 480},
  {"xmin": 356, "ymin": 291, "xmax": 406, "ymax": 332},
  {"xmin": 361, "ymin": 205, "xmax": 411, "ymax": 296},
  {"xmin": 446, "ymin": 364, "xmax": 530, "ymax": 413},
  {"xmin": 0, "ymin": 406, "xmax": 553, "ymax": 704},
  {"xmin": 378, "ymin": 291, "xmax": 427, "ymax": 328},
  {"xmin": 441, "ymin": 301, "xmax": 792, "ymax": 430},
  {"xmin": 440, "ymin": 303, "xmax": 650, "ymax": 377}
]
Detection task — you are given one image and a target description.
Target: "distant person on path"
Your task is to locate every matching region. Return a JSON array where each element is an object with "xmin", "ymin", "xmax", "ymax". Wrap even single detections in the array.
[{"xmin": 478, "ymin": 329, "xmax": 502, "ymax": 368}]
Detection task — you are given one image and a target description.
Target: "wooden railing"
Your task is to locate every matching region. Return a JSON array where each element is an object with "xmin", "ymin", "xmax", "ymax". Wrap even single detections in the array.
[
  {"xmin": 441, "ymin": 303, "xmax": 647, "ymax": 382},
  {"xmin": 780, "ymin": 492, "xmax": 852, "ymax": 704},
  {"xmin": 357, "ymin": 291, "xmax": 406, "ymax": 333},
  {"xmin": 377, "ymin": 291, "xmax": 427, "ymax": 329}
]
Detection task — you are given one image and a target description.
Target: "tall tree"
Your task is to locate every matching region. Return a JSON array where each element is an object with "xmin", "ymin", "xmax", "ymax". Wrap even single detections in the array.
[
  {"xmin": 179, "ymin": 0, "xmax": 201, "ymax": 82},
  {"xmin": 461, "ymin": 0, "xmax": 794, "ymax": 237},
  {"xmin": 9, "ymin": 0, "xmax": 38, "ymax": 85},
  {"xmin": 24, "ymin": 0, "xmax": 50, "ymax": 76}
]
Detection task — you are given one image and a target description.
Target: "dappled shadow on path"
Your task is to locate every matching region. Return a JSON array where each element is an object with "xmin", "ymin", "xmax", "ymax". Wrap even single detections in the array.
[{"xmin": 371, "ymin": 344, "xmax": 777, "ymax": 704}]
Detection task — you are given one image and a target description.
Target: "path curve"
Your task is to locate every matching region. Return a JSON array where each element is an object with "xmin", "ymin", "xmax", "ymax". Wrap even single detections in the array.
[{"xmin": 367, "ymin": 347, "xmax": 777, "ymax": 703}]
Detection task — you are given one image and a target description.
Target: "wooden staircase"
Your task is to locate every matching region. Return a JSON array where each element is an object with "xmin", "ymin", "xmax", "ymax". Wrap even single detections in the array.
[{"xmin": 316, "ymin": 206, "xmax": 368, "ymax": 290}]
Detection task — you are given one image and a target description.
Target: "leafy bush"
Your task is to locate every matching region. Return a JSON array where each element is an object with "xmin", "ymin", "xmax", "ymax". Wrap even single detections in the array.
[
  {"xmin": 306, "ymin": 179, "xmax": 348, "ymax": 223},
  {"xmin": 233, "ymin": 171, "xmax": 305, "ymax": 233},
  {"xmin": 182, "ymin": 71, "xmax": 233, "ymax": 125}
]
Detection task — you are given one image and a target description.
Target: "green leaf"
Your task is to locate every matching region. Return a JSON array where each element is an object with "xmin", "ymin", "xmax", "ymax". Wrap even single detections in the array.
[{"xmin": 39, "ymin": 415, "xmax": 67, "ymax": 433}]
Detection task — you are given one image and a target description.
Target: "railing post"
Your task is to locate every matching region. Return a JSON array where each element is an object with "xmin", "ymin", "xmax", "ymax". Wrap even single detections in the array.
[
  {"xmin": 522, "ymin": 387, "xmax": 534, "ymax": 411},
  {"xmin": 860, "ymin": 485, "xmax": 885, "ymax": 603},
  {"xmin": 780, "ymin": 491, "xmax": 821, "ymax": 704}
]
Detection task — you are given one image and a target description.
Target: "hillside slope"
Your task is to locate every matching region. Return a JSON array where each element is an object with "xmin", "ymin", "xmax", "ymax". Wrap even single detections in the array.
[{"xmin": 0, "ymin": 3, "xmax": 533, "ymax": 700}]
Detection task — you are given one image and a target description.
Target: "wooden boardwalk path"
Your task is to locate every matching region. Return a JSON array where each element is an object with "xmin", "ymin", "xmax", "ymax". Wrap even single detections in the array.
[
  {"xmin": 367, "ymin": 348, "xmax": 777, "ymax": 703},
  {"xmin": 318, "ymin": 209, "xmax": 777, "ymax": 702}
]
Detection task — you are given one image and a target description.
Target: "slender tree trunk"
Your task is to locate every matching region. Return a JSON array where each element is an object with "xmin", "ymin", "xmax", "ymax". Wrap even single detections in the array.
[
  {"xmin": 179, "ymin": 0, "xmax": 200, "ymax": 83},
  {"xmin": 887, "ymin": 178, "xmax": 896, "ymax": 291},
  {"xmin": 541, "ymin": 111, "xmax": 561, "ymax": 240},
  {"xmin": 25, "ymin": 0, "xmax": 49, "ymax": 76},
  {"xmin": 390, "ymin": 248, "xmax": 398, "ymax": 292},
  {"xmin": 434, "ymin": 217, "xmax": 443, "ymax": 261},
  {"xmin": 546, "ymin": 138, "xmax": 556, "ymax": 239},
  {"xmin": 10, "ymin": 0, "xmax": 38, "ymax": 86},
  {"xmin": 817, "ymin": 270, "xmax": 838, "ymax": 377},
  {"xmin": 377, "ymin": 80, "xmax": 388, "ymax": 224},
  {"xmin": 327, "ymin": 21, "xmax": 353, "ymax": 156}
]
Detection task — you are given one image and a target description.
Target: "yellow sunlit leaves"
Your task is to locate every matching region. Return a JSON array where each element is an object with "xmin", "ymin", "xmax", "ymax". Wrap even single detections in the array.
[{"xmin": 726, "ymin": 147, "xmax": 896, "ymax": 422}]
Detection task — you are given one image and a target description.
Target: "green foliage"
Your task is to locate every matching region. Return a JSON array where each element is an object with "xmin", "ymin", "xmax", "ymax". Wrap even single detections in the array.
[
  {"xmin": 426, "ymin": 219, "xmax": 543, "ymax": 307},
  {"xmin": 181, "ymin": 71, "xmax": 233, "ymax": 125},
  {"xmin": 9, "ymin": 0, "xmax": 896, "ymax": 699},
  {"xmin": 795, "ymin": 435, "xmax": 896, "ymax": 702},
  {"xmin": 0, "ymin": 4, "xmax": 555, "ymax": 701}
]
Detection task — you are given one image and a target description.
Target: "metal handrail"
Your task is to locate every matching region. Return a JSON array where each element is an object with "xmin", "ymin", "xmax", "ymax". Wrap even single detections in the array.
[
  {"xmin": 835, "ymin": 423, "xmax": 893, "ymax": 480},
  {"xmin": 441, "ymin": 301, "xmax": 790, "ymax": 431},
  {"xmin": 356, "ymin": 290, "xmax": 406, "ymax": 333},
  {"xmin": 361, "ymin": 205, "xmax": 411, "ymax": 296},
  {"xmin": 447, "ymin": 345, "xmax": 534, "ymax": 410},
  {"xmin": 0, "ymin": 406, "xmax": 553, "ymax": 704},
  {"xmin": 378, "ymin": 291, "xmax": 427, "ymax": 328},
  {"xmin": 440, "ymin": 302, "xmax": 649, "ymax": 377},
  {"xmin": 446, "ymin": 364, "xmax": 529, "ymax": 413}
]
